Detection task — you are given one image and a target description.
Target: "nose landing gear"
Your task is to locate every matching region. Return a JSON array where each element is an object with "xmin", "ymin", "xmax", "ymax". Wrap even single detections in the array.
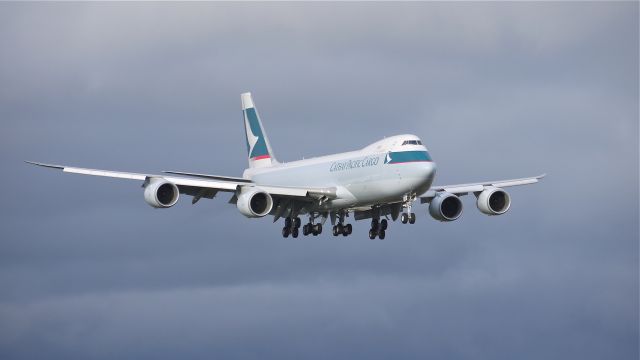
[
  {"xmin": 400, "ymin": 212, "xmax": 416, "ymax": 224},
  {"xmin": 401, "ymin": 194, "xmax": 417, "ymax": 224}
]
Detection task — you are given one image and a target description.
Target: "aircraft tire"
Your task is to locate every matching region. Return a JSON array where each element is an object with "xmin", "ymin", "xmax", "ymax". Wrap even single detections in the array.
[
  {"xmin": 401, "ymin": 213, "xmax": 408, "ymax": 224},
  {"xmin": 292, "ymin": 227, "xmax": 299, "ymax": 238},
  {"xmin": 409, "ymin": 213, "xmax": 416, "ymax": 224},
  {"xmin": 282, "ymin": 227, "xmax": 290, "ymax": 238},
  {"xmin": 369, "ymin": 229, "xmax": 376, "ymax": 240},
  {"xmin": 345, "ymin": 224, "xmax": 352, "ymax": 235},
  {"xmin": 380, "ymin": 219, "xmax": 388, "ymax": 230},
  {"xmin": 378, "ymin": 230, "xmax": 386, "ymax": 240}
]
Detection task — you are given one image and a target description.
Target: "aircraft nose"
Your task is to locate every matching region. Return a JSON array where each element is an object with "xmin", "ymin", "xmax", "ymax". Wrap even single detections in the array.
[{"xmin": 419, "ymin": 161, "xmax": 436, "ymax": 182}]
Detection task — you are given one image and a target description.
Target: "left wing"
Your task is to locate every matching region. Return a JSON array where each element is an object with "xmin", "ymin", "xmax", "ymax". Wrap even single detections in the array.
[{"xmin": 420, "ymin": 174, "xmax": 546, "ymax": 201}]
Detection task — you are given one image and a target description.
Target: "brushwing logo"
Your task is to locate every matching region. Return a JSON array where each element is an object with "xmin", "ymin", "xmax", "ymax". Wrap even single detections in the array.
[
  {"xmin": 384, "ymin": 152, "xmax": 392, "ymax": 164},
  {"xmin": 244, "ymin": 108, "xmax": 270, "ymax": 160},
  {"xmin": 245, "ymin": 116, "xmax": 259, "ymax": 157}
]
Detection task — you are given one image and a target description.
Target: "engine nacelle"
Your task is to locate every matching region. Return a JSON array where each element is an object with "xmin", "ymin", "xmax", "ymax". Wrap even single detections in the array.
[
  {"xmin": 236, "ymin": 188, "xmax": 273, "ymax": 218},
  {"xmin": 144, "ymin": 178, "xmax": 179, "ymax": 208},
  {"xmin": 429, "ymin": 192, "xmax": 463, "ymax": 221},
  {"xmin": 476, "ymin": 187, "xmax": 511, "ymax": 215}
]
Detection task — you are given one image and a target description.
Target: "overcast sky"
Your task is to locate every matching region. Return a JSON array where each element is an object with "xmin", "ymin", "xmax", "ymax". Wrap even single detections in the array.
[{"xmin": 0, "ymin": 2, "xmax": 638, "ymax": 360}]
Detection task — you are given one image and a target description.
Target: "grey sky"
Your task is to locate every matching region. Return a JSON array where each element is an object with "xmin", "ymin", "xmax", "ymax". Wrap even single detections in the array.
[{"xmin": 0, "ymin": 2, "xmax": 638, "ymax": 360}]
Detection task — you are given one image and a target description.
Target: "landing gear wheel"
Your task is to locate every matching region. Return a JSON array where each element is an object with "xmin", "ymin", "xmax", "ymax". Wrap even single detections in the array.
[
  {"xmin": 292, "ymin": 227, "xmax": 299, "ymax": 238},
  {"xmin": 285, "ymin": 217, "xmax": 292, "ymax": 228},
  {"xmin": 368, "ymin": 229, "xmax": 377, "ymax": 240},
  {"xmin": 378, "ymin": 229, "xmax": 386, "ymax": 240},
  {"xmin": 332, "ymin": 225, "xmax": 339, "ymax": 236},
  {"xmin": 282, "ymin": 227, "xmax": 290, "ymax": 238},
  {"xmin": 409, "ymin": 213, "xmax": 416, "ymax": 224},
  {"xmin": 401, "ymin": 213, "xmax": 409, "ymax": 224},
  {"xmin": 294, "ymin": 217, "xmax": 301, "ymax": 228},
  {"xmin": 345, "ymin": 224, "xmax": 352, "ymax": 235},
  {"xmin": 380, "ymin": 219, "xmax": 388, "ymax": 231},
  {"xmin": 303, "ymin": 224, "xmax": 310, "ymax": 236},
  {"xmin": 314, "ymin": 223, "xmax": 322, "ymax": 234}
]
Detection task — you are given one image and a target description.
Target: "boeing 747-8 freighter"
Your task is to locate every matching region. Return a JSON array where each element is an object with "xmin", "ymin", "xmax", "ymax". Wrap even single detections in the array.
[{"xmin": 27, "ymin": 92, "xmax": 544, "ymax": 239}]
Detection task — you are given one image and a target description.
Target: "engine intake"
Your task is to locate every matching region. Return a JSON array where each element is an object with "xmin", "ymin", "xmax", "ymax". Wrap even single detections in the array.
[
  {"xmin": 476, "ymin": 187, "xmax": 511, "ymax": 215},
  {"xmin": 236, "ymin": 188, "xmax": 273, "ymax": 218},
  {"xmin": 144, "ymin": 178, "xmax": 179, "ymax": 208},
  {"xmin": 429, "ymin": 192, "xmax": 463, "ymax": 221}
]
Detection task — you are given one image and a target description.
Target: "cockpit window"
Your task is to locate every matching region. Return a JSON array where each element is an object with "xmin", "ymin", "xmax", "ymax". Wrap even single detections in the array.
[{"xmin": 402, "ymin": 140, "xmax": 422, "ymax": 146}]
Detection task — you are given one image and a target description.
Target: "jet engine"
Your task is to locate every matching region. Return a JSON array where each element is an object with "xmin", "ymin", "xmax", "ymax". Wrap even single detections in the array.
[
  {"xmin": 429, "ymin": 192, "xmax": 463, "ymax": 221},
  {"xmin": 236, "ymin": 188, "xmax": 273, "ymax": 218},
  {"xmin": 144, "ymin": 178, "xmax": 179, "ymax": 208},
  {"xmin": 476, "ymin": 187, "xmax": 511, "ymax": 215}
]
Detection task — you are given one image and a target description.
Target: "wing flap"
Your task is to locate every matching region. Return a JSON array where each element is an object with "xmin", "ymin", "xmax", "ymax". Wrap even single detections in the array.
[{"xmin": 162, "ymin": 170, "xmax": 252, "ymax": 183}]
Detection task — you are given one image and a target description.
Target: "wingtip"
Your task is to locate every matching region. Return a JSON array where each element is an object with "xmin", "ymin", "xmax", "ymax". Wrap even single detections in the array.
[{"xmin": 24, "ymin": 161, "xmax": 64, "ymax": 170}]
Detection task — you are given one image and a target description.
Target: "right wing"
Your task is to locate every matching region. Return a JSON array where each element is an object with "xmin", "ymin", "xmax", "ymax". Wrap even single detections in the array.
[{"xmin": 25, "ymin": 161, "xmax": 337, "ymax": 202}]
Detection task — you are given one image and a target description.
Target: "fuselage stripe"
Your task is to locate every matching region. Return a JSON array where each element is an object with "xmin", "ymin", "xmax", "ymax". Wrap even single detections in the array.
[
  {"xmin": 386, "ymin": 150, "xmax": 433, "ymax": 164},
  {"xmin": 252, "ymin": 154, "xmax": 271, "ymax": 160}
]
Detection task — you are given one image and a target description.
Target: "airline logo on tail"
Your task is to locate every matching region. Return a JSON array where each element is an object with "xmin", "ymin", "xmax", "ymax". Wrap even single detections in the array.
[
  {"xmin": 242, "ymin": 93, "xmax": 271, "ymax": 161},
  {"xmin": 244, "ymin": 108, "xmax": 270, "ymax": 160}
]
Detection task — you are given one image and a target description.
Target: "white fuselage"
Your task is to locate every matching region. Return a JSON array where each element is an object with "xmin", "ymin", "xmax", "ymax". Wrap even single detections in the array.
[{"xmin": 243, "ymin": 134, "xmax": 437, "ymax": 211}]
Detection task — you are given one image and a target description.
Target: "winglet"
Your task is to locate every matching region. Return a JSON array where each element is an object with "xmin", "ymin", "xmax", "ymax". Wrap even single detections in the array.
[{"xmin": 24, "ymin": 161, "xmax": 64, "ymax": 170}]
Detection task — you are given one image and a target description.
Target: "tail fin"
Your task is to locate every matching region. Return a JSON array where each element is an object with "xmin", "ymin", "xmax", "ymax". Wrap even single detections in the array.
[{"xmin": 241, "ymin": 92, "xmax": 278, "ymax": 168}]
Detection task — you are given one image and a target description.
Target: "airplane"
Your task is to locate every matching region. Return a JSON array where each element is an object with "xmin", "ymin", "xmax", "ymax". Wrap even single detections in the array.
[{"xmin": 26, "ymin": 92, "xmax": 545, "ymax": 239}]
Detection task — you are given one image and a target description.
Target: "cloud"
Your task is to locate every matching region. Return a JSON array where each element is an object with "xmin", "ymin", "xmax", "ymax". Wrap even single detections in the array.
[{"xmin": 0, "ymin": 2, "xmax": 637, "ymax": 360}]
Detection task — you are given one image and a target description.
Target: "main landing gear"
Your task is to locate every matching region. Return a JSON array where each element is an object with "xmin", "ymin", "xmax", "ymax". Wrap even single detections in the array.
[
  {"xmin": 282, "ymin": 216, "xmax": 301, "ymax": 238},
  {"xmin": 368, "ymin": 218, "xmax": 388, "ymax": 240},
  {"xmin": 332, "ymin": 223, "xmax": 353, "ymax": 237},
  {"xmin": 282, "ymin": 214, "xmax": 324, "ymax": 238},
  {"xmin": 332, "ymin": 211, "xmax": 353, "ymax": 237},
  {"xmin": 303, "ymin": 222, "xmax": 323, "ymax": 236}
]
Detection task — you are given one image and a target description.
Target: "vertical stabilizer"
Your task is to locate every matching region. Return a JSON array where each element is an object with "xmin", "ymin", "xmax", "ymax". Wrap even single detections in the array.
[{"xmin": 241, "ymin": 92, "xmax": 278, "ymax": 169}]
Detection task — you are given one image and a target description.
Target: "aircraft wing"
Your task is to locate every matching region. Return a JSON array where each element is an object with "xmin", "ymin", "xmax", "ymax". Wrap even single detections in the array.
[
  {"xmin": 420, "ymin": 174, "xmax": 545, "ymax": 201},
  {"xmin": 25, "ymin": 161, "xmax": 336, "ymax": 202}
]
